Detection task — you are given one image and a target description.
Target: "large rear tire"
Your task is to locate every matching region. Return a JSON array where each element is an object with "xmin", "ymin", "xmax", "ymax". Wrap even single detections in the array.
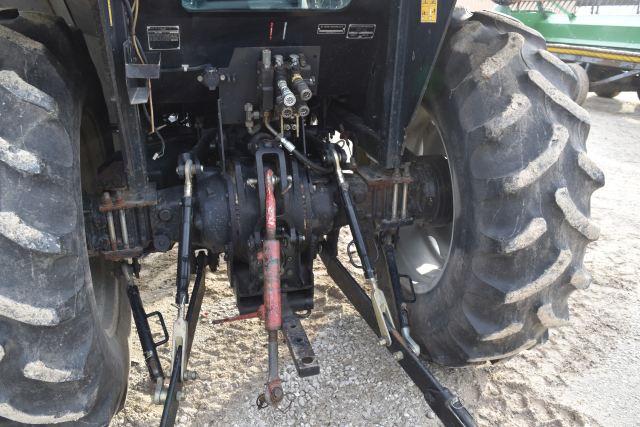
[
  {"xmin": 401, "ymin": 12, "xmax": 603, "ymax": 366},
  {"xmin": 0, "ymin": 12, "xmax": 129, "ymax": 425}
]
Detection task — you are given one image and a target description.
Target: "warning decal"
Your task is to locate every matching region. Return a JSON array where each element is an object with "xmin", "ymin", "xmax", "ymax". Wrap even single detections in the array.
[
  {"xmin": 420, "ymin": 0, "xmax": 438, "ymax": 23},
  {"xmin": 147, "ymin": 25, "xmax": 180, "ymax": 51}
]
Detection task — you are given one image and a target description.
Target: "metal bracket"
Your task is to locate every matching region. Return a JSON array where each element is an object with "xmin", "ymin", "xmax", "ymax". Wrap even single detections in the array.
[
  {"xmin": 123, "ymin": 40, "xmax": 161, "ymax": 105},
  {"xmin": 255, "ymin": 145, "xmax": 289, "ymax": 217},
  {"xmin": 282, "ymin": 305, "xmax": 320, "ymax": 378}
]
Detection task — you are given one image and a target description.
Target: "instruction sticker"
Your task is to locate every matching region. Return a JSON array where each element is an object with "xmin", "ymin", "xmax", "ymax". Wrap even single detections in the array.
[
  {"xmin": 421, "ymin": 0, "xmax": 438, "ymax": 23},
  {"xmin": 346, "ymin": 24, "xmax": 376, "ymax": 40},
  {"xmin": 318, "ymin": 24, "xmax": 346, "ymax": 35},
  {"xmin": 147, "ymin": 25, "xmax": 180, "ymax": 51}
]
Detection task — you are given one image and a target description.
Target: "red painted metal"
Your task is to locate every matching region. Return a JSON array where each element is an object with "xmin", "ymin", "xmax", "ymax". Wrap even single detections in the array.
[
  {"xmin": 210, "ymin": 305, "xmax": 265, "ymax": 325},
  {"xmin": 262, "ymin": 168, "xmax": 284, "ymax": 405},
  {"xmin": 263, "ymin": 168, "xmax": 282, "ymax": 332},
  {"xmin": 264, "ymin": 169, "xmax": 277, "ymax": 240}
]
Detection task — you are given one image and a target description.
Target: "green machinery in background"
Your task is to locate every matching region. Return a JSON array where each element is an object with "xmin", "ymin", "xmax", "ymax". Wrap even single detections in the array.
[{"xmin": 495, "ymin": 0, "xmax": 640, "ymax": 103}]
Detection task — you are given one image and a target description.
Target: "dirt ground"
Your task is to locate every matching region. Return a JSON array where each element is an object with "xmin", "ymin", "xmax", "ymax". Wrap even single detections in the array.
[{"xmin": 111, "ymin": 92, "xmax": 640, "ymax": 427}]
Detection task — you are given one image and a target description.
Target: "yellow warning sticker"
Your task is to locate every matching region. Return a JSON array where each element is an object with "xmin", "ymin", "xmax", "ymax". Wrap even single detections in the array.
[{"xmin": 421, "ymin": 0, "xmax": 438, "ymax": 23}]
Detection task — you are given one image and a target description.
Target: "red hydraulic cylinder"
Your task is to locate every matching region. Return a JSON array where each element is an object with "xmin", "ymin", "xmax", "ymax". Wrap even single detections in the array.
[
  {"xmin": 263, "ymin": 168, "xmax": 282, "ymax": 332},
  {"xmin": 262, "ymin": 168, "xmax": 283, "ymax": 405}
]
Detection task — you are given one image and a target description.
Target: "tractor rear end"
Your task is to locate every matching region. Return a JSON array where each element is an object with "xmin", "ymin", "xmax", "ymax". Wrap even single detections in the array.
[{"xmin": 0, "ymin": 1, "xmax": 602, "ymax": 425}]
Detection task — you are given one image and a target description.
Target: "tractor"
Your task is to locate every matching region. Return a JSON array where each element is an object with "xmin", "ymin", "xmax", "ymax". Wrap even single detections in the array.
[{"xmin": 0, "ymin": 1, "xmax": 602, "ymax": 425}]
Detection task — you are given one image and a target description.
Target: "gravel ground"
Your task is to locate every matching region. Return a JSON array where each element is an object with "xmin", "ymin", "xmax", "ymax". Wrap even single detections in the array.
[{"xmin": 112, "ymin": 92, "xmax": 640, "ymax": 427}]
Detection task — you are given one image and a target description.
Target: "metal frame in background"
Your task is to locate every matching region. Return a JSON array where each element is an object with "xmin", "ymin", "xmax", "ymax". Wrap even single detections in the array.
[
  {"xmin": 495, "ymin": 2, "xmax": 640, "ymax": 52},
  {"xmin": 496, "ymin": 0, "xmax": 640, "ymax": 93}
]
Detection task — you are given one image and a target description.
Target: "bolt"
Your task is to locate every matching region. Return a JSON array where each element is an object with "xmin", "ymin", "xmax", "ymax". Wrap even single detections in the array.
[
  {"xmin": 378, "ymin": 338, "xmax": 387, "ymax": 346},
  {"xmin": 158, "ymin": 209, "xmax": 172, "ymax": 222},
  {"xmin": 393, "ymin": 351, "xmax": 404, "ymax": 361},
  {"xmin": 196, "ymin": 75, "xmax": 203, "ymax": 82},
  {"xmin": 220, "ymin": 74, "xmax": 226, "ymax": 81},
  {"xmin": 270, "ymin": 386, "xmax": 284, "ymax": 403},
  {"xmin": 183, "ymin": 370, "xmax": 197, "ymax": 381}
]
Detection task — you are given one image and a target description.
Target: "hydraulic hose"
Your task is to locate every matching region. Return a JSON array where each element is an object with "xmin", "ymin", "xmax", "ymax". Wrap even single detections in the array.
[
  {"xmin": 291, "ymin": 149, "xmax": 332, "ymax": 174},
  {"xmin": 263, "ymin": 117, "xmax": 333, "ymax": 174}
]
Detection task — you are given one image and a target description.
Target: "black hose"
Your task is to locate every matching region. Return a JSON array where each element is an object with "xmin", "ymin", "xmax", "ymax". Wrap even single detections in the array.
[
  {"xmin": 262, "ymin": 116, "xmax": 332, "ymax": 174},
  {"xmin": 291, "ymin": 148, "xmax": 333, "ymax": 174}
]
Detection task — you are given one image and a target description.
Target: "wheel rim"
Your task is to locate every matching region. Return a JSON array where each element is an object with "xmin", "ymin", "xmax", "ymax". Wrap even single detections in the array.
[
  {"xmin": 397, "ymin": 105, "xmax": 455, "ymax": 294},
  {"xmin": 91, "ymin": 258, "xmax": 121, "ymax": 337},
  {"xmin": 80, "ymin": 106, "xmax": 121, "ymax": 337}
]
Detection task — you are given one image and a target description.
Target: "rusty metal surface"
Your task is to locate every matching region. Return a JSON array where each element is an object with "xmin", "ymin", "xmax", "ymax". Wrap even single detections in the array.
[
  {"xmin": 263, "ymin": 168, "xmax": 282, "ymax": 332},
  {"xmin": 99, "ymin": 193, "xmax": 157, "ymax": 212},
  {"xmin": 102, "ymin": 246, "xmax": 144, "ymax": 260},
  {"xmin": 356, "ymin": 165, "xmax": 412, "ymax": 189},
  {"xmin": 211, "ymin": 307, "xmax": 264, "ymax": 325}
]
